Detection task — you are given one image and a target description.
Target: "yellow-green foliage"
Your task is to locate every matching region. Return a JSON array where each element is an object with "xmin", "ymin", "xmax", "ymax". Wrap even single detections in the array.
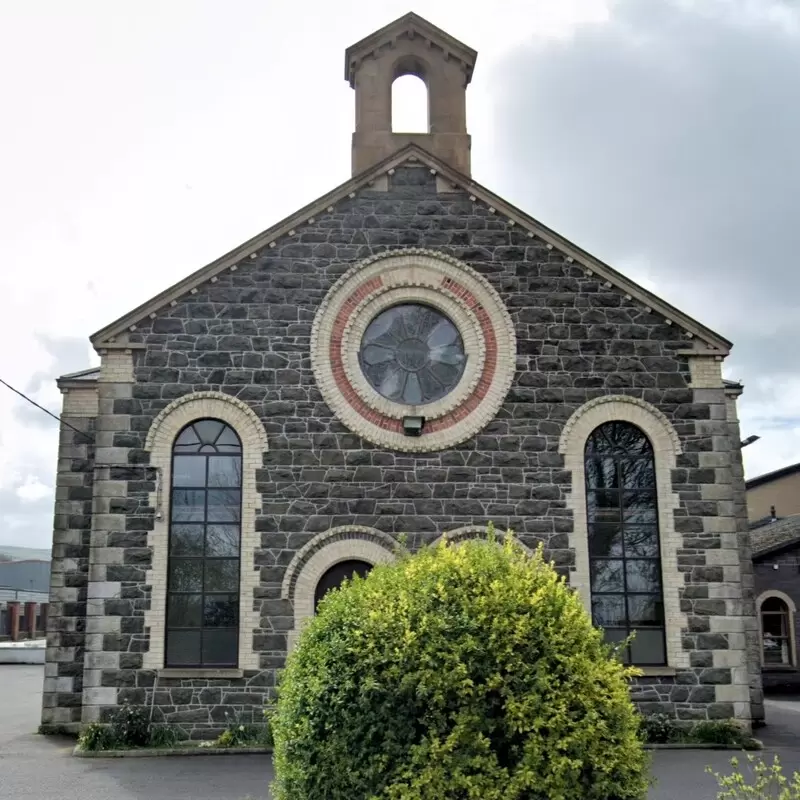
[
  {"xmin": 272, "ymin": 529, "xmax": 649, "ymax": 800},
  {"xmin": 708, "ymin": 755, "xmax": 800, "ymax": 799}
]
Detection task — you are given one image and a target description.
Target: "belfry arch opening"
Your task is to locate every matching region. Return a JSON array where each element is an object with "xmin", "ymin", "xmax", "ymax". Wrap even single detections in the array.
[{"xmin": 391, "ymin": 73, "xmax": 429, "ymax": 133}]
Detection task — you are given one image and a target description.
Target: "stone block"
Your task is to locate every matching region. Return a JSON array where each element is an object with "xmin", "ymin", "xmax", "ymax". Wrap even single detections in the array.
[{"xmin": 82, "ymin": 687, "xmax": 117, "ymax": 706}]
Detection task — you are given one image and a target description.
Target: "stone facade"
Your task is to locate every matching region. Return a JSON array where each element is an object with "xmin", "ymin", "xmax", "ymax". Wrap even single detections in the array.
[{"xmin": 41, "ymin": 13, "xmax": 763, "ymax": 738}]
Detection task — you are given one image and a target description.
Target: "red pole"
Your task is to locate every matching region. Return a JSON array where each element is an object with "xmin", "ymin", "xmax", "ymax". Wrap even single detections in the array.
[
  {"xmin": 24, "ymin": 602, "xmax": 37, "ymax": 639},
  {"xmin": 7, "ymin": 601, "xmax": 20, "ymax": 642}
]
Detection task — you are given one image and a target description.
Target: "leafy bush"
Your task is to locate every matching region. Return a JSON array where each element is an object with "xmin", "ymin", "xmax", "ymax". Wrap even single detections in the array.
[
  {"xmin": 272, "ymin": 529, "xmax": 649, "ymax": 800},
  {"xmin": 692, "ymin": 720, "xmax": 747, "ymax": 747},
  {"xmin": 78, "ymin": 722, "xmax": 118, "ymax": 752},
  {"xmin": 641, "ymin": 713, "xmax": 679, "ymax": 744},
  {"xmin": 148, "ymin": 724, "xmax": 181, "ymax": 748},
  {"xmin": 708, "ymin": 754, "xmax": 800, "ymax": 799},
  {"xmin": 214, "ymin": 710, "xmax": 272, "ymax": 748},
  {"xmin": 109, "ymin": 703, "xmax": 150, "ymax": 748}
]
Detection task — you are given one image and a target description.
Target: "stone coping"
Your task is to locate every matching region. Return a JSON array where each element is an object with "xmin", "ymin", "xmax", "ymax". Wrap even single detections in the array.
[
  {"xmin": 643, "ymin": 740, "xmax": 763, "ymax": 751},
  {"xmin": 74, "ymin": 744, "xmax": 273, "ymax": 758},
  {"xmin": 74, "ymin": 741, "xmax": 761, "ymax": 758}
]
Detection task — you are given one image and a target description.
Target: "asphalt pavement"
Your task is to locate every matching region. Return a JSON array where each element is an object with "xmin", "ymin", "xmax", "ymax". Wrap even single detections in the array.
[{"xmin": 1, "ymin": 664, "xmax": 798, "ymax": 800}]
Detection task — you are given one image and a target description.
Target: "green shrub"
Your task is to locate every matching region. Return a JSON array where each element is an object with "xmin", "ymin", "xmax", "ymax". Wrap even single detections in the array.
[
  {"xmin": 272, "ymin": 529, "xmax": 649, "ymax": 800},
  {"xmin": 78, "ymin": 722, "xmax": 118, "ymax": 752},
  {"xmin": 148, "ymin": 724, "xmax": 181, "ymax": 748},
  {"xmin": 708, "ymin": 754, "xmax": 800, "ymax": 798},
  {"xmin": 691, "ymin": 720, "xmax": 746, "ymax": 747},
  {"xmin": 640, "ymin": 713, "xmax": 680, "ymax": 744},
  {"xmin": 109, "ymin": 703, "xmax": 150, "ymax": 748},
  {"xmin": 214, "ymin": 710, "xmax": 271, "ymax": 748}
]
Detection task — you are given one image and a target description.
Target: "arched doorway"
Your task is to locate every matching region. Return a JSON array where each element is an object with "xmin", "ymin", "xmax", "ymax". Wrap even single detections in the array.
[{"xmin": 314, "ymin": 560, "xmax": 373, "ymax": 612}]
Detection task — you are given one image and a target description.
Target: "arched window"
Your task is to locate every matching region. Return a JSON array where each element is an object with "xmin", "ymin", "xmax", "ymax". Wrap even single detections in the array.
[
  {"xmin": 585, "ymin": 421, "xmax": 666, "ymax": 665},
  {"xmin": 314, "ymin": 560, "xmax": 372, "ymax": 612},
  {"xmin": 761, "ymin": 596, "xmax": 794, "ymax": 666},
  {"xmin": 392, "ymin": 73, "xmax": 429, "ymax": 133},
  {"xmin": 166, "ymin": 419, "xmax": 242, "ymax": 667}
]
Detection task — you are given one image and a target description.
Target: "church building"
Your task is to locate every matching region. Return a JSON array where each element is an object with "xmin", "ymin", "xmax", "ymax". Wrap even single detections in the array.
[{"xmin": 42, "ymin": 13, "xmax": 764, "ymax": 735}]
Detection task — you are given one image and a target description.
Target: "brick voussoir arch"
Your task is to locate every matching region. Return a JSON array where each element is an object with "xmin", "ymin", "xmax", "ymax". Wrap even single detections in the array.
[
  {"xmin": 142, "ymin": 391, "xmax": 268, "ymax": 672},
  {"xmin": 431, "ymin": 524, "xmax": 533, "ymax": 555},
  {"xmin": 283, "ymin": 526, "xmax": 398, "ymax": 650},
  {"xmin": 558, "ymin": 394, "xmax": 687, "ymax": 669},
  {"xmin": 145, "ymin": 390, "xmax": 269, "ymax": 453}
]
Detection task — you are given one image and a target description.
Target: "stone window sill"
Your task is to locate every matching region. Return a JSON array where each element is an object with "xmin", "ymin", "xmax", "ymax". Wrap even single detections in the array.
[
  {"xmin": 762, "ymin": 665, "xmax": 798, "ymax": 673},
  {"xmin": 637, "ymin": 666, "xmax": 677, "ymax": 677},
  {"xmin": 157, "ymin": 668, "xmax": 244, "ymax": 679}
]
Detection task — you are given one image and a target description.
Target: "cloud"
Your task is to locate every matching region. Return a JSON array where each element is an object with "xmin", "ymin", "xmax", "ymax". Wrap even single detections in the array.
[
  {"xmin": 0, "ymin": 335, "xmax": 94, "ymax": 547},
  {"xmin": 491, "ymin": 0, "xmax": 800, "ymax": 479},
  {"xmin": 15, "ymin": 477, "xmax": 53, "ymax": 503}
]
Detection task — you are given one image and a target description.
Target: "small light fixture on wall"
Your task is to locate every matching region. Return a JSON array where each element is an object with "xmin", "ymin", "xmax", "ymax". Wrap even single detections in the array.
[{"xmin": 402, "ymin": 416, "xmax": 425, "ymax": 437}]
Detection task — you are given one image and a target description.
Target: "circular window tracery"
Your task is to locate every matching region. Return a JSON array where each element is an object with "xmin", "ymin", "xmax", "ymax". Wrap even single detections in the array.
[
  {"xmin": 359, "ymin": 304, "xmax": 467, "ymax": 405},
  {"xmin": 310, "ymin": 249, "xmax": 517, "ymax": 452}
]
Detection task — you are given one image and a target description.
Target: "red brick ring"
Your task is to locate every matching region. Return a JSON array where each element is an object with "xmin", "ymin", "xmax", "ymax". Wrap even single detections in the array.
[{"xmin": 311, "ymin": 249, "xmax": 516, "ymax": 452}]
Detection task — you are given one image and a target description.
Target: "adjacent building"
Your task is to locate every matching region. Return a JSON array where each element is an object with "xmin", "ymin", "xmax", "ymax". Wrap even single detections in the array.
[{"xmin": 42, "ymin": 13, "xmax": 763, "ymax": 736}]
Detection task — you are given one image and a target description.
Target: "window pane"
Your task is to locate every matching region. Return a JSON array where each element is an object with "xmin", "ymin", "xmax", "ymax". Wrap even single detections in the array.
[
  {"xmin": 206, "ymin": 525, "xmax": 240, "ymax": 557},
  {"xmin": 174, "ymin": 425, "xmax": 202, "ymax": 453},
  {"xmin": 612, "ymin": 423, "xmax": 651, "ymax": 455},
  {"xmin": 166, "ymin": 630, "xmax": 201, "ymax": 666},
  {"xmin": 171, "ymin": 490, "xmax": 205, "ymax": 521},
  {"xmin": 168, "ymin": 594, "xmax": 202, "ymax": 628},
  {"xmin": 626, "ymin": 560, "xmax": 661, "ymax": 593},
  {"xmin": 627, "ymin": 595, "xmax": 664, "ymax": 626},
  {"xmin": 208, "ymin": 456, "xmax": 242, "ymax": 488},
  {"xmin": 207, "ymin": 490, "xmax": 241, "ymax": 522},
  {"xmin": 591, "ymin": 559, "xmax": 624, "ymax": 593},
  {"xmin": 201, "ymin": 629, "xmax": 238, "ymax": 666},
  {"xmin": 216, "ymin": 426, "xmax": 241, "ymax": 451},
  {"xmin": 172, "ymin": 456, "xmax": 206, "ymax": 487},
  {"xmin": 624, "ymin": 526, "xmax": 659, "ymax": 557},
  {"xmin": 587, "ymin": 491, "xmax": 621, "ymax": 525},
  {"xmin": 619, "ymin": 459, "xmax": 655, "ymax": 489},
  {"xmin": 763, "ymin": 637, "xmax": 790, "ymax": 665},
  {"xmin": 592, "ymin": 595, "xmax": 626, "ymax": 626},
  {"xmin": 622, "ymin": 492, "xmax": 657, "ymax": 524},
  {"xmin": 762, "ymin": 597, "xmax": 787, "ymax": 613},
  {"xmin": 762, "ymin": 611, "xmax": 788, "ymax": 637},
  {"xmin": 603, "ymin": 628, "xmax": 630, "ymax": 661},
  {"xmin": 170, "ymin": 525, "xmax": 204, "ymax": 556},
  {"xmin": 204, "ymin": 594, "xmax": 238, "ymax": 627},
  {"xmin": 194, "ymin": 419, "xmax": 225, "ymax": 445},
  {"xmin": 585, "ymin": 458, "xmax": 618, "ymax": 491},
  {"xmin": 205, "ymin": 559, "xmax": 239, "ymax": 592},
  {"xmin": 589, "ymin": 523, "xmax": 623, "ymax": 558},
  {"xmin": 169, "ymin": 559, "xmax": 203, "ymax": 592},
  {"xmin": 630, "ymin": 628, "xmax": 665, "ymax": 665}
]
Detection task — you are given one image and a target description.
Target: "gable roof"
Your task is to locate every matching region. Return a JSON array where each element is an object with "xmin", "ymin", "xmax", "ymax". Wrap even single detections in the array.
[
  {"xmin": 751, "ymin": 515, "xmax": 800, "ymax": 559},
  {"xmin": 91, "ymin": 143, "xmax": 732, "ymax": 353},
  {"xmin": 344, "ymin": 12, "xmax": 477, "ymax": 87},
  {"xmin": 746, "ymin": 461, "xmax": 800, "ymax": 490}
]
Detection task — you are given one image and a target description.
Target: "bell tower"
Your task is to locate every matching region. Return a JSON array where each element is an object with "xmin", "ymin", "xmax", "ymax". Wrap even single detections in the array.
[{"xmin": 345, "ymin": 12, "xmax": 477, "ymax": 176}]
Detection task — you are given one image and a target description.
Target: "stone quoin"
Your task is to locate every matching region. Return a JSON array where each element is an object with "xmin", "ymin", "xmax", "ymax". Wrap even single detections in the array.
[{"xmin": 42, "ymin": 12, "xmax": 763, "ymax": 737}]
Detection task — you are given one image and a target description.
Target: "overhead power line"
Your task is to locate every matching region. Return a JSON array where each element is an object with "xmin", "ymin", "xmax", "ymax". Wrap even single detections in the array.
[{"xmin": 0, "ymin": 376, "xmax": 93, "ymax": 442}]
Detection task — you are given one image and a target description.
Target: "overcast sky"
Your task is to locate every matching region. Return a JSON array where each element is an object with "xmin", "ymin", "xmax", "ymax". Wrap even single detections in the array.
[{"xmin": 0, "ymin": 0, "xmax": 797, "ymax": 549}]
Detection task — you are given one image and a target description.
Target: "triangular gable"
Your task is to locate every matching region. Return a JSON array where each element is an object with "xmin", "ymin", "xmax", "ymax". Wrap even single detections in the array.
[
  {"xmin": 344, "ymin": 12, "xmax": 477, "ymax": 87},
  {"xmin": 91, "ymin": 143, "xmax": 731, "ymax": 353}
]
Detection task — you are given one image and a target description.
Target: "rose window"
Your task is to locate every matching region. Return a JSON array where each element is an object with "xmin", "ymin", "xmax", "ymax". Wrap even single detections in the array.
[{"xmin": 359, "ymin": 304, "xmax": 467, "ymax": 405}]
